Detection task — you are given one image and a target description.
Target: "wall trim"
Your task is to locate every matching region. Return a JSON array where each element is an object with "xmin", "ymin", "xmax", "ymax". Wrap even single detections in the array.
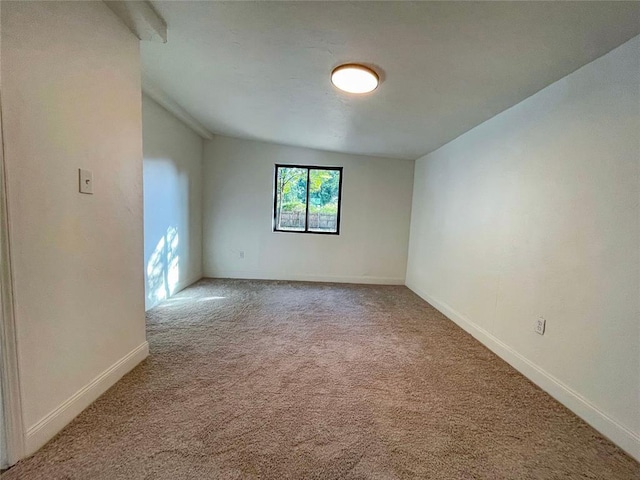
[
  {"xmin": 174, "ymin": 274, "xmax": 203, "ymax": 295},
  {"xmin": 406, "ymin": 281, "xmax": 640, "ymax": 462},
  {"xmin": 0, "ymin": 52, "xmax": 27, "ymax": 466},
  {"xmin": 147, "ymin": 275, "xmax": 203, "ymax": 311},
  {"xmin": 206, "ymin": 272, "xmax": 405, "ymax": 285},
  {"xmin": 25, "ymin": 341, "xmax": 149, "ymax": 456}
]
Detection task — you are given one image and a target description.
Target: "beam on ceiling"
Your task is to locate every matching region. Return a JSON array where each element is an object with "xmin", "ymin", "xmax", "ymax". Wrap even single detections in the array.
[
  {"xmin": 142, "ymin": 75, "xmax": 214, "ymax": 140},
  {"xmin": 104, "ymin": 1, "xmax": 167, "ymax": 43}
]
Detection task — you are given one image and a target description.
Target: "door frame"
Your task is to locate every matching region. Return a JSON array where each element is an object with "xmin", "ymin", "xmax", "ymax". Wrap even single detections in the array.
[{"xmin": 0, "ymin": 44, "xmax": 25, "ymax": 465}]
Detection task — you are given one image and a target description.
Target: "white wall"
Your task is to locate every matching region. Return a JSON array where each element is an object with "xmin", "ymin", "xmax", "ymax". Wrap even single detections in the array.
[
  {"xmin": 203, "ymin": 136, "xmax": 414, "ymax": 284},
  {"xmin": 1, "ymin": 1, "xmax": 147, "ymax": 455},
  {"xmin": 406, "ymin": 36, "xmax": 640, "ymax": 460},
  {"xmin": 143, "ymin": 95, "xmax": 203, "ymax": 310}
]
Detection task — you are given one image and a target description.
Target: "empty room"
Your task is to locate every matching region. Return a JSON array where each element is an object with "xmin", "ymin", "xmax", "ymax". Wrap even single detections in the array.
[{"xmin": 0, "ymin": 1, "xmax": 639, "ymax": 478}]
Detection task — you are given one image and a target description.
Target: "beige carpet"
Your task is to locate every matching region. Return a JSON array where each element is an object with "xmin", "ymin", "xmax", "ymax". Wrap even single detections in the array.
[{"xmin": 3, "ymin": 279, "xmax": 638, "ymax": 479}]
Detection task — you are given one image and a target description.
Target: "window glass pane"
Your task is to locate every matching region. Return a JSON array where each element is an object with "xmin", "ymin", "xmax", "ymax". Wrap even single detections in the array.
[
  {"xmin": 308, "ymin": 169, "xmax": 340, "ymax": 233},
  {"xmin": 275, "ymin": 167, "xmax": 307, "ymax": 231}
]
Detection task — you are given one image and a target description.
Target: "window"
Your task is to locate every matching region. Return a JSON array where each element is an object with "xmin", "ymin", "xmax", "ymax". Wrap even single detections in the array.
[{"xmin": 273, "ymin": 164, "xmax": 343, "ymax": 234}]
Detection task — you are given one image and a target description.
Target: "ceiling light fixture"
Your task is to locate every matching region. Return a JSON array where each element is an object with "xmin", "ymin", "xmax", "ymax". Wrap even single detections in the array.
[{"xmin": 331, "ymin": 64, "xmax": 379, "ymax": 94}]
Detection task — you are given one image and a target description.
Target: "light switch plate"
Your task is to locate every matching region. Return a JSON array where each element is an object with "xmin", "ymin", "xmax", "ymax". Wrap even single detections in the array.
[
  {"xmin": 535, "ymin": 317, "xmax": 546, "ymax": 335},
  {"xmin": 79, "ymin": 169, "xmax": 93, "ymax": 194}
]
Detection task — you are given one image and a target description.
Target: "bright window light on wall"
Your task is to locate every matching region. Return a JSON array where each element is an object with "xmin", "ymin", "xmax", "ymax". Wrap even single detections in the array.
[{"xmin": 331, "ymin": 64, "xmax": 379, "ymax": 94}]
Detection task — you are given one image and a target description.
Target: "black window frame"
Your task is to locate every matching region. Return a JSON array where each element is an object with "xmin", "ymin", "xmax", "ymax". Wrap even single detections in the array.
[{"xmin": 272, "ymin": 164, "xmax": 343, "ymax": 235}]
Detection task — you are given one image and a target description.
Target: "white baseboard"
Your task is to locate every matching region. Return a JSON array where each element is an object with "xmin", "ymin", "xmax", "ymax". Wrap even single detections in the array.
[
  {"xmin": 146, "ymin": 275, "xmax": 203, "ymax": 311},
  {"xmin": 406, "ymin": 282, "xmax": 640, "ymax": 462},
  {"xmin": 173, "ymin": 274, "xmax": 203, "ymax": 294},
  {"xmin": 25, "ymin": 341, "xmax": 149, "ymax": 456},
  {"xmin": 205, "ymin": 271, "xmax": 405, "ymax": 285}
]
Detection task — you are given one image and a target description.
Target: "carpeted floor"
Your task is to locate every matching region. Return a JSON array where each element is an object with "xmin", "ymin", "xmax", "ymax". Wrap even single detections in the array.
[{"xmin": 3, "ymin": 279, "xmax": 639, "ymax": 479}]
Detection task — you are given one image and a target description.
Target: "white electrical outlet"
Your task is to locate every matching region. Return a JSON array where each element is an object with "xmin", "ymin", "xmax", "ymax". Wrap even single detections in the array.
[
  {"xmin": 79, "ymin": 169, "xmax": 93, "ymax": 194},
  {"xmin": 239, "ymin": 251, "xmax": 245, "ymax": 259},
  {"xmin": 535, "ymin": 317, "xmax": 546, "ymax": 335}
]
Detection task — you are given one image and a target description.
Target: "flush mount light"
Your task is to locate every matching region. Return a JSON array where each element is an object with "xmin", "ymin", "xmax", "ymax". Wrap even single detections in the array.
[{"xmin": 331, "ymin": 64, "xmax": 379, "ymax": 94}]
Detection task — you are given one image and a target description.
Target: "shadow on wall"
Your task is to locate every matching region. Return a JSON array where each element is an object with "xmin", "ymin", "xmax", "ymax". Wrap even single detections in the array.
[{"xmin": 146, "ymin": 226, "xmax": 180, "ymax": 307}]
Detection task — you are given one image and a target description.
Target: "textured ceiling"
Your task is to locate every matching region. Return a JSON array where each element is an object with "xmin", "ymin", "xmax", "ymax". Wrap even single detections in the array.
[{"xmin": 142, "ymin": 1, "xmax": 640, "ymax": 159}]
